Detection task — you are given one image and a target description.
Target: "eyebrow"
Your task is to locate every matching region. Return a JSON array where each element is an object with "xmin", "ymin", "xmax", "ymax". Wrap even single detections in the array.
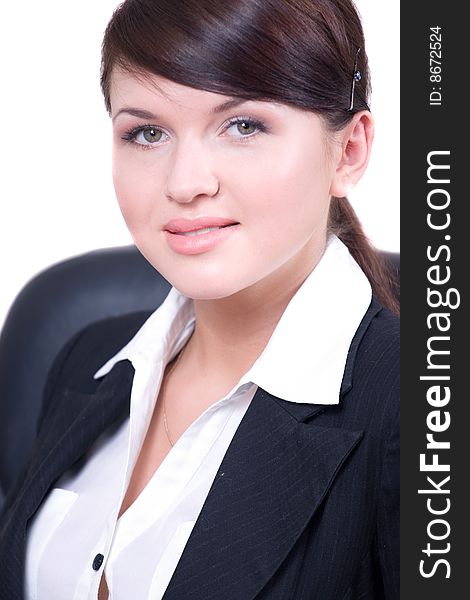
[
  {"xmin": 112, "ymin": 98, "xmax": 249, "ymax": 122},
  {"xmin": 209, "ymin": 98, "xmax": 248, "ymax": 115},
  {"xmin": 112, "ymin": 108, "xmax": 156, "ymax": 122}
]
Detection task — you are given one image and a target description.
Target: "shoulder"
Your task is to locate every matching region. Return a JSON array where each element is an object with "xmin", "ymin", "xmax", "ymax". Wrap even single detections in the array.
[
  {"xmin": 54, "ymin": 310, "xmax": 152, "ymax": 390},
  {"xmin": 343, "ymin": 297, "xmax": 399, "ymax": 390},
  {"xmin": 50, "ymin": 311, "xmax": 151, "ymax": 392},
  {"xmin": 352, "ymin": 299, "xmax": 399, "ymax": 435},
  {"xmin": 353, "ymin": 297, "xmax": 399, "ymax": 373},
  {"xmin": 339, "ymin": 297, "xmax": 399, "ymax": 431},
  {"xmin": 360, "ymin": 301, "xmax": 399, "ymax": 361},
  {"xmin": 359, "ymin": 302, "xmax": 399, "ymax": 411},
  {"xmin": 37, "ymin": 311, "xmax": 151, "ymax": 430}
]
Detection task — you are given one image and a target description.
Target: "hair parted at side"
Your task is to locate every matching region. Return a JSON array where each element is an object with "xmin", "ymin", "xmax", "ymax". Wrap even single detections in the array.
[
  {"xmin": 101, "ymin": 0, "xmax": 399, "ymax": 315},
  {"xmin": 101, "ymin": 0, "xmax": 370, "ymax": 122}
]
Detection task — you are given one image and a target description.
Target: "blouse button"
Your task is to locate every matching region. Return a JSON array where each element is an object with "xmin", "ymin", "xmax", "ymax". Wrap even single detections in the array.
[{"xmin": 92, "ymin": 553, "xmax": 104, "ymax": 571}]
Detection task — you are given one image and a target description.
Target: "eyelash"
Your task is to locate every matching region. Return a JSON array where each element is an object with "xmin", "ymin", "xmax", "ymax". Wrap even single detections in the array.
[
  {"xmin": 121, "ymin": 125, "xmax": 167, "ymax": 148},
  {"xmin": 120, "ymin": 116, "xmax": 268, "ymax": 150},
  {"xmin": 225, "ymin": 116, "xmax": 269, "ymax": 141}
]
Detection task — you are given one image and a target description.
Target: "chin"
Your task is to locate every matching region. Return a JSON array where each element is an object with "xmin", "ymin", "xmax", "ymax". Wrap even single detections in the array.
[
  {"xmin": 144, "ymin": 257, "xmax": 238, "ymax": 300},
  {"xmin": 169, "ymin": 276, "xmax": 244, "ymax": 301},
  {"xmin": 140, "ymin": 241, "xmax": 272, "ymax": 300}
]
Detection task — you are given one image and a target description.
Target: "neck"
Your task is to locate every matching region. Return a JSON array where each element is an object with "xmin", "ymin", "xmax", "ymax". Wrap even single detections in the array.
[{"xmin": 186, "ymin": 241, "xmax": 326, "ymax": 380}]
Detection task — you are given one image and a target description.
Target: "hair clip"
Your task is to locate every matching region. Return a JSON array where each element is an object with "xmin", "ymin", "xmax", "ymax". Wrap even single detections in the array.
[{"xmin": 348, "ymin": 47, "xmax": 362, "ymax": 112}]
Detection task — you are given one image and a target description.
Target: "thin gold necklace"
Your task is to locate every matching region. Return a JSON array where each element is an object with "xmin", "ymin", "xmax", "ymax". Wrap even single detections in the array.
[{"xmin": 161, "ymin": 345, "xmax": 187, "ymax": 447}]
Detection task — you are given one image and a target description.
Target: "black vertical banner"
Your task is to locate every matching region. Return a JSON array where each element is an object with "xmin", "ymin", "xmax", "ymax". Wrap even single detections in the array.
[{"xmin": 401, "ymin": 2, "xmax": 467, "ymax": 598}]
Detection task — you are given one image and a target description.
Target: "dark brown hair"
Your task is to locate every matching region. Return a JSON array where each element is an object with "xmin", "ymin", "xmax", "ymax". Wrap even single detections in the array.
[{"xmin": 101, "ymin": 0, "xmax": 399, "ymax": 314}]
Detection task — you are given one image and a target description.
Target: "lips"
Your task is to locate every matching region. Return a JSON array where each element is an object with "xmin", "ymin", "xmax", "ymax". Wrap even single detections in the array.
[
  {"xmin": 179, "ymin": 226, "xmax": 226, "ymax": 237},
  {"xmin": 163, "ymin": 217, "xmax": 240, "ymax": 255},
  {"xmin": 164, "ymin": 217, "xmax": 239, "ymax": 235}
]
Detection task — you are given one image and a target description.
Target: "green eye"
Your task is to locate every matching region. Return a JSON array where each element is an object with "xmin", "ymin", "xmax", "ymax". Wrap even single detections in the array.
[
  {"xmin": 142, "ymin": 127, "xmax": 163, "ymax": 143},
  {"xmin": 237, "ymin": 121, "xmax": 257, "ymax": 135},
  {"xmin": 121, "ymin": 124, "xmax": 168, "ymax": 148}
]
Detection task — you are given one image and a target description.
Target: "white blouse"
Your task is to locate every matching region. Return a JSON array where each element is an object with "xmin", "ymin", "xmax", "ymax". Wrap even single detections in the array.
[{"xmin": 25, "ymin": 235, "xmax": 371, "ymax": 600}]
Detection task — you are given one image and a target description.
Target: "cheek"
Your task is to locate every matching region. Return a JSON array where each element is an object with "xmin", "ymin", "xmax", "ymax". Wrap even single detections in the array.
[
  {"xmin": 229, "ymin": 143, "xmax": 331, "ymax": 237},
  {"xmin": 112, "ymin": 153, "xmax": 157, "ymax": 228}
]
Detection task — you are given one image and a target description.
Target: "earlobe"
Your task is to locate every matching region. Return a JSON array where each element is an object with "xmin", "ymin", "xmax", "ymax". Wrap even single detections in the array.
[{"xmin": 329, "ymin": 111, "xmax": 374, "ymax": 198}]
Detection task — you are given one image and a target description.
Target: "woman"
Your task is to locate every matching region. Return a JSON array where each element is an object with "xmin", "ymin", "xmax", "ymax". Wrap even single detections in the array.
[{"xmin": 0, "ymin": 0, "xmax": 399, "ymax": 598}]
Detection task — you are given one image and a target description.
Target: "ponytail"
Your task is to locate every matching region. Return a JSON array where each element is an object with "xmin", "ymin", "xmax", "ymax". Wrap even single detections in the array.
[{"xmin": 328, "ymin": 197, "xmax": 400, "ymax": 315}]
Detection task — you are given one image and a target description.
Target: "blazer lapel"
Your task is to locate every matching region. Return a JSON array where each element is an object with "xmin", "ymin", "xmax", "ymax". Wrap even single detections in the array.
[
  {"xmin": 0, "ymin": 360, "xmax": 135, "ymax": 598},
  {"xmin": 18, "ymin": 360, "xmax": 135, "ymax": 520},
  {"xmin": 164, "ymin": 387, "xmax": 363, "ymax": 600}
]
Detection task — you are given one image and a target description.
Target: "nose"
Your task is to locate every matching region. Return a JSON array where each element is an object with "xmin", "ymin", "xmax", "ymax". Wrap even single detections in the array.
[{"xmin": 165, "ymin": 140, "xmax": 220, "ymax": 204}]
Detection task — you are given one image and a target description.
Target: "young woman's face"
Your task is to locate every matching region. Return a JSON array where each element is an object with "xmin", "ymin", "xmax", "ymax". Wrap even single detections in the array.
[{"xmin": 110, "ymin": 70, "xmax": 341, "ymax": 300}]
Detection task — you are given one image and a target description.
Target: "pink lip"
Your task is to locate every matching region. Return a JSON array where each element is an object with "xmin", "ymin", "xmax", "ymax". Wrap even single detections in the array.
[
  {"xmin": 164, "ymin": 217, "xmax": 239, "ymax": 233},
  {"xmin": 163, "ymin": 217, "xmax": 240, "ymax": 255}
]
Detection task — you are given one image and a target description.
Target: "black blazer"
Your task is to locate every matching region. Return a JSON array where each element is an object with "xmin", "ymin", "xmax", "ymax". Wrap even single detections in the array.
[{"xmin": 0, "ymin": 298, "xmax": 399, "ymax": 600}]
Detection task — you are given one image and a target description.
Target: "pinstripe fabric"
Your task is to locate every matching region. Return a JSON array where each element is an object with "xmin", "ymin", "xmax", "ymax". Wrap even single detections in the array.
[{"xmin": 0, "ymin": 299, "xmax": 399, "ymax": 600}]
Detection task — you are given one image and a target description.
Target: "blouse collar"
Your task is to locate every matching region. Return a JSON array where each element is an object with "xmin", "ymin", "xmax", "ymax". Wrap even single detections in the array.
[{"xmin": 94, "ymin": 235, "xmax": 371, "ymax": 406}]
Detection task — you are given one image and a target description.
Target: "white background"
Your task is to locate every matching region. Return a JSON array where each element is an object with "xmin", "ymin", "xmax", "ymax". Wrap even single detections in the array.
[{"xmin": 0, "ymin": 1, "xmax": 399, "ymax": 329}]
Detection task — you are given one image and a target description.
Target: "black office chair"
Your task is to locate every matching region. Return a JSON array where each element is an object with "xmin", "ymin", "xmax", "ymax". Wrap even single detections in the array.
[{"xmin": 0, "ymin": 245, "xmax": 399, "ymax": 508}]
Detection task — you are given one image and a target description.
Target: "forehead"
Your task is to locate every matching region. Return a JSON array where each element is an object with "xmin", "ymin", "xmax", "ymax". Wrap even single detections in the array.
[
  {"xmin": 109, "ymin": 69, "xmax": 225, "ymax": 113},
  {"xmin": 109, "ymin": 69, "xmax": 325, "ymax": 132}
]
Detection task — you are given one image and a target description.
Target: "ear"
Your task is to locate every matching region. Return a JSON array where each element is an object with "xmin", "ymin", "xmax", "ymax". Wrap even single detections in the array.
[{"xmin": 329, "ymin": 111, "xmax": 374, "ymax": 198}]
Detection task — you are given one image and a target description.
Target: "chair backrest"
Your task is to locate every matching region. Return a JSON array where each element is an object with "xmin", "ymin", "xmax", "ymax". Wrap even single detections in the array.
[{"xmin": 0, "ymin": 245, "xmax": 399, "ymax": 506}]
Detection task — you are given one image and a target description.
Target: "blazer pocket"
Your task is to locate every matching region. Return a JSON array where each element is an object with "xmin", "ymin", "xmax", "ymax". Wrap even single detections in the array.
[{"xmin": 25, "ymin": 488, "xmax": 79, "ymax": 600}]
